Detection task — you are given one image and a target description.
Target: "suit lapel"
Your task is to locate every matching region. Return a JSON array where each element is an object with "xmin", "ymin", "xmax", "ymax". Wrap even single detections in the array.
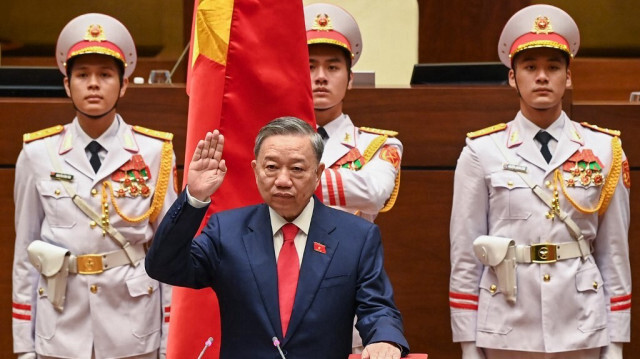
[
  {"xmin": 61, "ymin": 128, "xmax": 96, "ymax": 181},
  {"xmin": 515, "ymin": 135, "xmax": 549, "ymax": 172},
  {"xmin": 283, "ymin": 200, "xmax": 338, "ymax": 344},
  {"xmin": 322, "ymin": 136, "xmax": 351, "ymax": 167},
  {"xmin": 321, "ymin": 119, "xmax": 356, "ymax": 167},
  {"xmin": 242, "ymin": 205, "xmax": 282, "ymax": 338}
]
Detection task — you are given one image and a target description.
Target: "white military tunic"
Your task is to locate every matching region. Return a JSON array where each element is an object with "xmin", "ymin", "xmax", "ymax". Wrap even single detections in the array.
[
  {"xmin": 449, "ymin": 111, "xmax": 631, "ymax": 354},
  {"xmin": 318, "ymin": 113, "xmax": 402, "ymax": 351},
  {"xmin": 319, "ymin": 113, "xmax": 402, "ymax": 222},
  {"xmin": 12, "ymin": 116, "xmax": 177, "ymax": 358}
]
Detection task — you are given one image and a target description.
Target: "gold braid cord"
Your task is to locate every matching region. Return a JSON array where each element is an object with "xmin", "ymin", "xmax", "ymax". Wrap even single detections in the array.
[
  {"xmin": 102, "ymin": 141, "xmax": 174, "ymax": 224},
  {"xmin": 361, "ymin": 134, "xmax": 401, "ymax": 213},
  {"xmin": 362, "ymin": 135, "xmax": 388, "ymax": 163},
  {"xmin": 379, "ymin": 170, "xmax": 400, "ymax": 213},
  {"xmin": 555, "ymin": 136, "xmax": 622, "ymax": 216}
]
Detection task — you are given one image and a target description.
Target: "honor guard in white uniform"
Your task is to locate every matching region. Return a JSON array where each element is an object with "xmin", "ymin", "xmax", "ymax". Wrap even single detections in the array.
[
  {"xmin": 305, "ymin": 3, "xmax": 402, "ymax": 223},
  {"xmin": 304, "ymin": 3, "xmax": 404, "ymax": 353},
  {"xmin": 12, "ymin": 14, "xmax": 178, "ymax": 359},
  {"xmin": 449, "ymin": 5, "xmax": 631, "ymax": 359}
]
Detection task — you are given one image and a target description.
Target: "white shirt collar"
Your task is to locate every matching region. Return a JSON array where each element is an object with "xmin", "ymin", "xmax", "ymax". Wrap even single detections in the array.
[
  {"xmin": 269, "ymin": 197, "xmax": 315, "ymax": 236},
  {"xmin": 319, "ymin": 113, "xmax": 350, "ymax": 140},
  {"xmin": 516, "ymin": 111, "xmax": 566, "ymax": 142},
  {"xmin": 73, "ymin": 115, "xmax": 121, "ymax": 152}
]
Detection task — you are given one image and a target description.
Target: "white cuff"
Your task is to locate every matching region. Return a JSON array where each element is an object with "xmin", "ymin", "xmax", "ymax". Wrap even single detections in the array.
[
  {"xmin": 600, "ymin": 342, "xmax": 623, "ymax": 359},
  {"xmin": 185, "ymin": 186, "xmax": 211, "ymax": 208},
  {"xmin": 461, "ymin": 342, "xmax": 485, "ymax": 359}
]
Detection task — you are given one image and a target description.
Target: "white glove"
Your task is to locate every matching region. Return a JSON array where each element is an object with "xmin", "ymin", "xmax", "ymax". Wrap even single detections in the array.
[
  {"xmin": 600, "ymin": 342, "xmax": 623, "ymax": 359},
  {"xmin": 17, "ymin": 353, "xmax": 36, "ymax": 359},
  {"xmin": 461, "ymin": 342, "xmax": 486, "ymax": 359}
]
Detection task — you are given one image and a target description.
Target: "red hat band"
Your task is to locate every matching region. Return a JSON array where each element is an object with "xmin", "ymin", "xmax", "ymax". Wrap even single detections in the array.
[
  {"xmin": 67, "ymin": 40, "xmax": 126, "ymax": 65},
  {"xmin": 510, "ymin": 32, "xmax": 571, "ymax": 59},
  {"xmin": 307, "ymin": 30, "xmax": 353, "ymax": 58}
]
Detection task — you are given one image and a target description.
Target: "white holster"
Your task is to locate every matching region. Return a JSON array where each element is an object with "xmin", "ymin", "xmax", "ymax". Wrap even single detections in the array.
[
  {"xmin": 473, "ymin": 235, "xmax": 517, "ymax": 303},
  {"xmin": 27, "ymin": 240, "xmax": 71, "ymax": 312}
]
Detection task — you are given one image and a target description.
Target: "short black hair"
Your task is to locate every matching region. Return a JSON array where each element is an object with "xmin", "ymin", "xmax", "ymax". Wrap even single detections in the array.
[{"xmin": 65, "ymin": 55, "xmax": 125, "ymax": 85}]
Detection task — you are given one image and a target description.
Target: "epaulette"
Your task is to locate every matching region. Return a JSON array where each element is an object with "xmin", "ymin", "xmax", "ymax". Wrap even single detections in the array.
[
  {"xmin": 23, "ymin": 125, "xmax": 64, "ymax": 143},
  {"xmin": 467, "ymin": 123, "xmax": 507, "ymax": 139},
  {"xmin": 359, "ymin": 127, "xmax": 398, "ymax": 137},
  {"xmin": 132, "ymin": 125, "xmax": 174, "ymax": 141},
  {"xmin": 580, "ymin": 122, "xmax": 621, "ymax": 137}
]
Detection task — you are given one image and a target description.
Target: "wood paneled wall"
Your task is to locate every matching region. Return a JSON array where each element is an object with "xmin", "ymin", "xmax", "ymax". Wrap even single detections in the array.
[{"xmin": 1, "ymin": 86, "xmax": 639, "ymax": 358}]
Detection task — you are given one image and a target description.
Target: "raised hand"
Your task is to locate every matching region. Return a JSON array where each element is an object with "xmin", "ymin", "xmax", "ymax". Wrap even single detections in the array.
[{"xmin": 187, "ymin": 130, "xmax": 227, "ymax": 201}]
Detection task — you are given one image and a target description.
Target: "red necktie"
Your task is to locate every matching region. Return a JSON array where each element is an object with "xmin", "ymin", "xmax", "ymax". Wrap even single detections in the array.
[{"xmin": 278, "ymin": 223, "xmax": 300, "ymax": 336}]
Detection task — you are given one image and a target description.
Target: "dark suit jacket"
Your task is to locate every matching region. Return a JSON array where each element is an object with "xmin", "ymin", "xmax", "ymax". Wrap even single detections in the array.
[{"xmin": 146, "ymin": 193, "xmax": 409, "ymax": 358}]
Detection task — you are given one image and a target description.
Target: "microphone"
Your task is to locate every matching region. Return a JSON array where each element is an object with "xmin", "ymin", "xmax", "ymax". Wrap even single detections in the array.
[
  {"xmin": 272, "ymin": 336, "xmax": 286, "ymax": 359},
  {"xmin": 196, "ymin": 337, "xmax": 214, "ymax": 359}
]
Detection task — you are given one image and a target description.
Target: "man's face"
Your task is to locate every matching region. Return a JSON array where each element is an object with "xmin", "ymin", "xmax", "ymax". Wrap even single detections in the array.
[
  {"xmin": 252, "ymin": 134, "xmax": 324, "ymax": 221},
  {"xmin": 309, "ymin": 44, "xmax": 353, "ymax": 125},
  {"xmin": 64, "ymin": 54, "xmax": 128, "ymax": 118},
  {"xmin": 509, "ymin": 47, "xmax": 571, "ymax": 113}
]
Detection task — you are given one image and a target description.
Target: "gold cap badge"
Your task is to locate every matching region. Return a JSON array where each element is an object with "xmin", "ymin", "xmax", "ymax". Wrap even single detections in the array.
[
  {"xmin": 312, "ymin": 14, "xmax": 333, "ymax": 31},
  {"xmin": 84, "ymin": 24, "xmax": 106, "ymax": 42},
  {"xmin": 533, "ymin": 16, "xmax": 553, "ymax": 34}
]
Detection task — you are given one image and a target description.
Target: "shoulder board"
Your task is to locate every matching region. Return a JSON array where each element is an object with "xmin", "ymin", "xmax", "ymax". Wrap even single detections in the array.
[
  {"xmin": 23, "ymin": 125, "xmax": 64, "ymax": 143},
  {"xmin": 580, "ymin": 122, "xmax": 621, "ymax": 137},
  {"xmin": 132, "ymin": 125, "xmax": 174, "ymax": 141},
  {"xmin": 359, "ymin": 127, "xmax": 398, "ymax": 137},
  {"xmin": 467, "ymin": 123, "xmax": 507, "ymax": 139}
]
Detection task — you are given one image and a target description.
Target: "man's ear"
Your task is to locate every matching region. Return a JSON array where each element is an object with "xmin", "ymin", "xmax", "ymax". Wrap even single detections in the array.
[
  {"xmin": 565, "ymin": 68, "xmax": 572, "ymax": 88},
  {"xmin": 347, "ymin": 71, "xmax": 354, "ymax": 90},
  {"xmin": 63, "ymin": 77, "xmax": 71, "ymax": 98},
  {"xmin": 119, "ymin": 77, "xmax": 129, "ymax": 97},
  {"xmin": 508, "ymin": 69, "xmax": 516, "ymax": 89},
  {"xmin": 316, "ymin": 162, "xmax": 325, "ymax": 183}
]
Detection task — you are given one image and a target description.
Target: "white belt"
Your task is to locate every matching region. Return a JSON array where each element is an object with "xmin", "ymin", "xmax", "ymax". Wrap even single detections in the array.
[
  {"xmin": 511, "ymin": 241, "xmax": 591, "ymax": 264},
  {"xmin": 68, "ymin": 243, "xmax": 146, "ymax": 275}
]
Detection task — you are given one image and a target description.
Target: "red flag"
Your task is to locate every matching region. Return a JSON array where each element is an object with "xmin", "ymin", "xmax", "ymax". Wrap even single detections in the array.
[{"xmin": 167, "ymin": 0, "xmax": 314, "ymax": 358}]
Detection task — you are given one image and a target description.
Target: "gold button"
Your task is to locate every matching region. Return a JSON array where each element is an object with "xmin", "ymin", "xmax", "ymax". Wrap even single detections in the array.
[
  {"xmin": 148, "ymin": 286, "xmax": 154, "ymax": 295},
  {"xmin": 54, "ymin": 189, "xmax": 61, "ymax": 195},
  {"xmin": 507, "ymin": 181, "xmax": 514, "ymax": 187},
  {"xmin": 38, "ymin": 288, "xmax": 44, "ymax": 295},
  {"xmin": 90, "ymin": 285, "xmax": 98, "ymax": 294},
  {"xmin": 89, "ymin": 221, "xmax": 97, "ymax": 228},
  {"xmin": 545, "ymin": 180, "xmax": 552, "ymax": 188},
  {"xmin": 489, "ymin": 284, "xmax": 497, "ymax": 293},
  {"xmin": 91, "ymin": 189, "xmax": 98, "ymax": 196},
  {"xmin": 543, "ymin": 274, "xmax": 551, "ymax": 282},
  {"xmin": 593, "ymin": 281, "xmax": 599, "ymax": 289}
]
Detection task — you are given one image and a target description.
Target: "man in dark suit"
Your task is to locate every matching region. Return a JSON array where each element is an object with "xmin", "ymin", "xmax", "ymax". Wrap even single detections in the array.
[{"xmin": 146, "ymin": 117, "xmax": 409, "ymax": 358}]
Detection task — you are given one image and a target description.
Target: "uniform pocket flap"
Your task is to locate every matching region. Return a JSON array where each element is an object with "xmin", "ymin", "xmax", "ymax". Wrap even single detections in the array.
[
  {"xmin": 36, "ymin": 180, "xmax": 73, "ymax": 198},
  {"xmin": 126, "ymin": 274, "xmax": 159, "ymax": 297},
  {"xmin": 575, "ymin": 266, "xmax": 604, "ymax": 293},
  {"xmin": 479, "ymin": 272, "xmax": 501, "ymax": 296},
  {"xmin": 490, "ymin": 173, "xmax": 528, "ymax": 189}
]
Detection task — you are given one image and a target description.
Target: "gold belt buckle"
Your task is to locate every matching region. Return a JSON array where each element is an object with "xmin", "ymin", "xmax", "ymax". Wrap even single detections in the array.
[
  {"xmin": 530, "ymin": 243, "xmax": 557, "ymax": 263},
  {"xmin": 76, "ymin": 254, "xmax": 104, "ymax": 274}
]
